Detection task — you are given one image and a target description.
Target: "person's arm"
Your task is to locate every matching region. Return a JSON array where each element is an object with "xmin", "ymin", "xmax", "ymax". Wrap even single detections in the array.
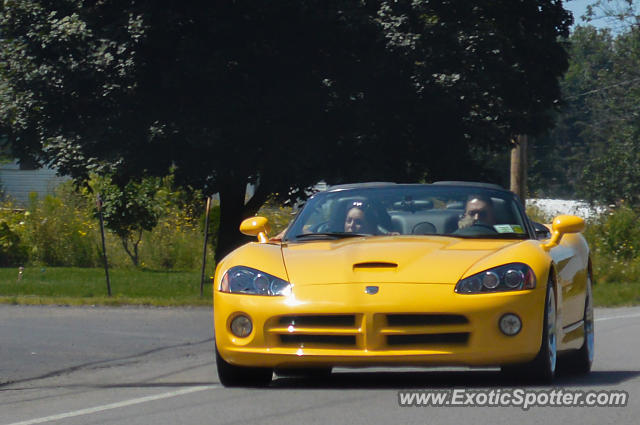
[{"xmin": 458, "ymin": 214, "xmax": 474, "ymax": 229}]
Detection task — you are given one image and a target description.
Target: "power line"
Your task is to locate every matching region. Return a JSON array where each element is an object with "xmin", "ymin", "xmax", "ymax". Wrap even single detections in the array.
[{"xmin": 565, "ymin": 76, "xmax": 640, "ymax": 100}]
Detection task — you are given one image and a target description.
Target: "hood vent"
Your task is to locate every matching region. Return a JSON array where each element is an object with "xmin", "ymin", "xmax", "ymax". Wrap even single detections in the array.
[{"xmin": 353, "ymin": 262, "xmax": 398, "ymax": 270}]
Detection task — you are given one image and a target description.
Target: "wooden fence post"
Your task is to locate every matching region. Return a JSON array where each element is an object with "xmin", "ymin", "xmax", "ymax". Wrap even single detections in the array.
[{"xmin": 200, "ymin": 196, "xmax": 212, "ymax": 297}]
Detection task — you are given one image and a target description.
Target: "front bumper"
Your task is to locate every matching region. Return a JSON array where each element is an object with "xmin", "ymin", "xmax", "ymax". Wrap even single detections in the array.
[{"xmin": 214, "ymin": 282, "xmax": 546, "ymax": 368}]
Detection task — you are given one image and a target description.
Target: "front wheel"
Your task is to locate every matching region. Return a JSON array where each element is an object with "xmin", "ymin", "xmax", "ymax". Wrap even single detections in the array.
[
  {"xmin": 501, "ymin": 278, "xmax": 557, "ymax": 383},
  {"xmin": 560, "ymin": 272, "xmax": 594, "ymax": 374},
  {"xmin": 215, "ymin": 345, "xmax": 272, "ymax": 387}
]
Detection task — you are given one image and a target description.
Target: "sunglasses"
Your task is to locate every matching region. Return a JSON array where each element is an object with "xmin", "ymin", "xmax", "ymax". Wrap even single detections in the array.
[{"xmin": 467, "ymin": 209, "xmax": 489, "ymax": 220}]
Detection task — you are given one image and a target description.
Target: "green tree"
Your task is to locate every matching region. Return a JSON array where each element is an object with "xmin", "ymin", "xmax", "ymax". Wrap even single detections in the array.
[
  {"xmin": 0, "ymin": 1, "xmax": 572, "ymax": 260},
  {"xmin": 528, "ymin": 25, "xmax": 616, "ymax": 198},
  {"xmin": 97, "ymin": 178, "xmax": 161, "ymax": 267},
  {"xmin": 584, "ymin": 0, "xmax": 639, "ymax": 31},
  {"xmin": 532, "ymin": 23, "xmax": 640, "ymax": 206},
  {"xmin": 576, "ymin": 26, "xmax": 640, "ymax": 204}
]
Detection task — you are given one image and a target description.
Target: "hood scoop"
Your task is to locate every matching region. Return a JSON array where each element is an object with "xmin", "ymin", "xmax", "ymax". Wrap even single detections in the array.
[
  {"xmin": 282, "ymin": 236, "xmax": 518, "ymax": 284},
  {"xmin": 353, "ymin": 261, "xmax": 398, "ymax": 270}
]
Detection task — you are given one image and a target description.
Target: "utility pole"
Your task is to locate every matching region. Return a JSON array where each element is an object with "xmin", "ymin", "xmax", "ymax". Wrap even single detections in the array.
[
  {"xmin": 96, "ymin": 194, "xmax": 112, "ymax": 297},
  {"xmin": 510, "ymin": 135, "xmax": 527, "ymax": 205},
  {"xmin": 200, "ymin": 196, "xmax": 212, "ymax": 297}
]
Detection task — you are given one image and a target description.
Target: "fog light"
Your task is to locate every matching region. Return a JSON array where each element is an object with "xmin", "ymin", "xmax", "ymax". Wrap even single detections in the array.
[
  {"xmin": 230, "ymin": 315, "xmax": 253, "ymax": 338},
  {"xmin": 499, "ymin": 313, "xmax": 522, "ymax": 336}
]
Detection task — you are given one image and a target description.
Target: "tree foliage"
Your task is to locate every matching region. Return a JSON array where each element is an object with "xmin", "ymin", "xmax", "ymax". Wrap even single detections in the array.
[
  {"xmin": 528, "ymin": 13, "xmax": 640, "ymax": 205},
  {"xmin": 526, "ymin": 0, "xmax": 640, "ymax": 205},
  {"xmin": 578, "ymin": 26, "xmax": 640, "ymax": 204},
  {"xmin": 97, "ymin": 177, "xmax": 161, "ymax": 267},
  {"xmin": 528, "ymin": 25, "xmax": 616, "ymax": 197},
  {"xmin": 584, "ymin": 0, "xmax": 639, "ymax": 31},
  {"xmin": 0, "ymin": 1, "xmax": 572, "ymax": 259}
]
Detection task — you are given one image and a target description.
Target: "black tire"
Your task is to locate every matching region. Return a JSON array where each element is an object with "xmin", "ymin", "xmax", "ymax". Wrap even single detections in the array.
[
  {"xmin": 215, "ymin": 345, "xmax": 272, "ymax": 387},
  {"xmin": 501, "ymin": 278, "xmax": 557, "ymax": 383},
  {"xmin": 560, "ymin": 272, "xmax": 594, "ymax": 374},
  {"xmin": 274, "ymin": 367, "xmax": 333, "ymax": 379}
]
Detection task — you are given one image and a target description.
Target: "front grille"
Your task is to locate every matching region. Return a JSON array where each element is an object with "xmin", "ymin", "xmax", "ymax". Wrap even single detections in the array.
[
  {"xmin": 278, "ymin": 315, "xmax": 356, "ymax": 327},
  {"xmin": 265, "ymin": 312, "xmax": 471, "ymax": 351},
  {"xmin": 280, "ymin": 334, "xmax": 357, "ymax": 346},
  {"xmin": 386, "ymin": 332, "xmax": 470, "ymax": 346},
  {"xmin": 386, "ymin": 314, "xmax": 468, "ymax": 327},
  {"xmin": 266, "ymin": 314, "xmax": 361, "ymax": 348}
]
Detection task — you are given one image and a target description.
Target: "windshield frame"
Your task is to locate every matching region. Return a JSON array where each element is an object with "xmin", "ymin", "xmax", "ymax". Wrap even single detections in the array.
[{"xmin": 282, "ymin": 183, "xmax": 535, "ymax": 242}]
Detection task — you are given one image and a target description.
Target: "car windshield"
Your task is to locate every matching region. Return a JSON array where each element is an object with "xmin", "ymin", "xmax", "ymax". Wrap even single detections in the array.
[{"xmin": 284, "ymin": 185, "xmax": 530, "ymax": 241}]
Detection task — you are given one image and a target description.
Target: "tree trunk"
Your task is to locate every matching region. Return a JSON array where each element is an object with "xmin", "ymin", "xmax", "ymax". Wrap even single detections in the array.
[
  {"xmin": 510, "ymin": 135, "xmax": 528, "ymax": 204},
  {"xmin": 214, "ymin": 179, "xmax": 274, "ymax": 262},
  {"xmin": 215, "ymin": 181, "xmax": 251, "ymax": 262},
  {"xmin": 121, "ymin": 236, "xmax": 139, "ymax": 267},
  {"xmin": 120, "ymin": 229, "xmax": 143, "ymax": 267}
]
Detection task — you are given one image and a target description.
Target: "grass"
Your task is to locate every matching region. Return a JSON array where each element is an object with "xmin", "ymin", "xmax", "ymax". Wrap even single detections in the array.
[
  {"xmin": 593, "ymin": 281, "xmax": 640, "ymax": 307},
  {"xmin": 0, "ymin": 266, "xmax": 638, "ymax": 308},
  {"xmin": 0, "ymin": 267, "xmax": 213, "ymax": 306}
]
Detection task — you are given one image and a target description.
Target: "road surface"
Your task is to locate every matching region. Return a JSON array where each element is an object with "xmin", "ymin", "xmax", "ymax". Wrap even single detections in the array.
[{"xmin": 1, "ymin": 305, "xmax": 638, "ymax": 425}]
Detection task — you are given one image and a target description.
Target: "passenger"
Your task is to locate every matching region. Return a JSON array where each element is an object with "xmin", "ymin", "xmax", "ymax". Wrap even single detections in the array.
[
  {"xmin": 458, "ymin": 194, "xmax": 496, "ymax": 229},
  {"xmin": 343, "ymin": 201, "xmax": 399, "ymax": 235},
  {"xmin": 344, "ymin": 202, "xmax": 377, "ymax": 234}
]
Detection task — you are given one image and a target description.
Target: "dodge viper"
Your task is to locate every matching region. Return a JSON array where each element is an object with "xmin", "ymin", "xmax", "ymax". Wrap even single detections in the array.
[{"xmin": 213, "ymin": 182, "xmax": 593, "ymax": 386}]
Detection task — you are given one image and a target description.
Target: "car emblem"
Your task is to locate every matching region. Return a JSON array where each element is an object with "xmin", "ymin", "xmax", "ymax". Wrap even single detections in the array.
[{"xmin": 365, "ymin": 286, "xmax": 379, "ymax": 295}]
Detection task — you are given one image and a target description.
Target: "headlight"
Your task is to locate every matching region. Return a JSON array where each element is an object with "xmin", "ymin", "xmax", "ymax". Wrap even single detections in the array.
[
  {"xmin": 220, "ymin": 266, "xmax": 292, "ymax": 296},
  {"xmin": 455, "ymin": 263, "xmax": 536, "ymax": 294}
]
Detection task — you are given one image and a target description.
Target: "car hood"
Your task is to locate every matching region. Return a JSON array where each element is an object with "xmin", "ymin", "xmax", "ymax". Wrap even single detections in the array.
[{"xmin": 281, "ymin": 235, "xmax": 519, "ymax": 285}]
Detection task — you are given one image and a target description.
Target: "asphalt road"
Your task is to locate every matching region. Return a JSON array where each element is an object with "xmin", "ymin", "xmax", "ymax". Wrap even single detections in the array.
[{"xmin": 1, "ymin": 305, "xmax": 639, "ymax": 425}]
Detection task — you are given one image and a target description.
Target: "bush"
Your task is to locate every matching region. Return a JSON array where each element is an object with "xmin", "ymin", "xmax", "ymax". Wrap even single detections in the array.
[
  {"xmin": 21, "ymin": 191, "xmax": 99, "ymax": 267},
  {"xmin": 0, "ymin": 179, "xmax": 213, "ymax": 271},
  {"xmin": 0, "ymin": 221, "xmax": 28, "ymax": 266},
  {"xmin": 141, "ymin": 202, "xmax": 204, "ymax": 270},
  {"xmin": 527, "ymin": 202, "xmax": 640, "ymax": 285},
  {"xmin": 584, "ymin": 204, "xmax": 640, "ymax": 261},
  {"xmin": 582, "ymin": 204, "xmax": 640, "ymax": 284}
]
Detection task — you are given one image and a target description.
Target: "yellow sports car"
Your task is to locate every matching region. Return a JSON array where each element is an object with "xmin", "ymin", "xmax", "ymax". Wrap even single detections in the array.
[{"xmin": 213, "ymin": 182, "xmax": 593, "ymax": 386}]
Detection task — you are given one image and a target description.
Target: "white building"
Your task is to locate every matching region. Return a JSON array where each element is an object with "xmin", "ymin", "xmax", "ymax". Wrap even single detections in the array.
[{"xmin": 0, "ymin": 160, "xmax": 69, "ymax": 205}]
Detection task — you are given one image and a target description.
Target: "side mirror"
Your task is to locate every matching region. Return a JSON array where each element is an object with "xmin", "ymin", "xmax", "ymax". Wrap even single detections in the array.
[
  {"xmin": 240, "ymin": 216, "xmax": 270, "ymax": 243},
  {"xmin": 542, "ymin": 215, "xmax": 585, "ymax": 250}
]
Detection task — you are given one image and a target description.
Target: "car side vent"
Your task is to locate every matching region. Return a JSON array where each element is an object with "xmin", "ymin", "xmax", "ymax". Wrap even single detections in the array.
[{"xmin": 353, "ymin": 262, "xmax": 398, "ymax": 270}]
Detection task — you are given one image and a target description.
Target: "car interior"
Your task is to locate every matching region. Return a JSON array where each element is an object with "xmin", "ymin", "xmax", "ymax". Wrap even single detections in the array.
[{"xmin": 313, "ymin": 195, "xmax": 521, "ymax": 236}]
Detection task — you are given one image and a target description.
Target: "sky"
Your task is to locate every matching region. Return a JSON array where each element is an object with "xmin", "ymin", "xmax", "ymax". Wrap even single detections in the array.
[
  {"xmin": 564, "ymin": 0, "xmax": 629, "ymax": 32},
  {"xmin": 565, "ymin": 0, "xmax": 592, "ymax": 26}
]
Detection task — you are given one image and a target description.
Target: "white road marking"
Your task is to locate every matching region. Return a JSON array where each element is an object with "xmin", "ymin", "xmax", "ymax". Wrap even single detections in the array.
[
  {"xmin": 5, "ymin": 311, "xmax": 640, "ymax": 425},
  {"xmin": 3, "ymin": 385, "xmax": 219, "ymax": 425},
  {"xmin": 596, "ymin": 312, "xmax": 640, "ymax": 322}
]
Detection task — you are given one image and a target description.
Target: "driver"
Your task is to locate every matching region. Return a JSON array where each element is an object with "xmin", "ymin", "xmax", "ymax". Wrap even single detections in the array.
[{"xmin": 458, "ymin": 194, "xmax": 496, "ymax": 229}]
